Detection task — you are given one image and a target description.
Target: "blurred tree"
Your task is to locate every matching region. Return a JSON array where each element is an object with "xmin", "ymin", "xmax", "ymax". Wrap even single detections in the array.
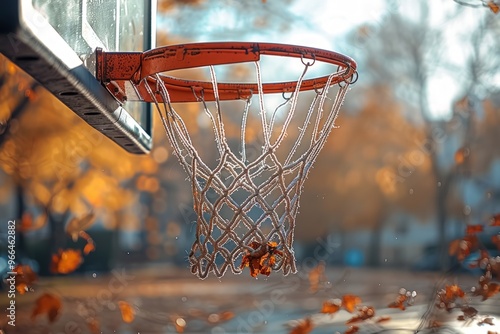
[
  {"xmin": 346, "ymin": 0, "xmax": 500, "ymax": 267},
  {"xmin": 297, "ymin": 84, "xmax": 435, "ymax": 265},
  {"xmin": 0, "ymin": 55, "xmax": 167, "ymax": 272}
]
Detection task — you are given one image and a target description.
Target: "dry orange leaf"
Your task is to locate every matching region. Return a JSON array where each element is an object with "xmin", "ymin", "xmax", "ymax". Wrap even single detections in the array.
[
  {"xmin": 118, "ymin": 301, "xmax": 135, "ymax": 323},
  {"xmin": 321, "ymin": 299, "xmax": 341, "ymax": 314},
  {"xmin": 240, "ymin": 241, "xmax": 283, "ymax": 278},
  {"xmin": 31, "ymin": 293, "xmax": 62, "ymax": 323},
  {"xmin": 308, "ymin": 261, "xmax": 326, "ymax": 293},
  {"xmin": 474, "ymin": 282, "xmax": 500, "ymax": 301},
  {"xmin": 83, "ymin": 242, "xmax": 96, "ymax": 255},
  {"xmin": 87, "ymin": 318, "xmax": 100, "ymax": 334},
  {"xmin": 465, "ymin": 224, "xmax": 483, "ymax": 235},
  {"xmin": 346, "ymin": 305, "xmax": 375, "ymax": 324},
  {"xmin": 454, "ymin": 146, "xmax": 469, "ymax": 165},
  {"xmin": 207, "ymin": 311, "xmax": 234, "ymax": 324},
  {"xmin": 342, "ymin": 294, "xmax": 362, "ymax": 313},
  {"xmin": 491, "ymin": 214, "xmax": 500, "ymax": 226},
  {"xmin": 492, "ymin": 235, "xmax": 500, "ymax": 250},
  {"xmin": 289, "ymin": 318, "xmax": 313, "ymax": 334},
  {"xmin": 50, "ymin": 249, "xmax": 83, "ymax": 274},
  {"xmin": 487, "ymin": 1, "xmax": 500, "ymax": 13},
  {"xmin": 66, "ymin": 212, "xmax": 95, "ymax": 241},
  {"xmin": 448, "ymin": 235, "xmax": 479, "ymax": 261},
  {"xmin": 13, "ymin": 264, "xmax": 37, "ymax": 294}
]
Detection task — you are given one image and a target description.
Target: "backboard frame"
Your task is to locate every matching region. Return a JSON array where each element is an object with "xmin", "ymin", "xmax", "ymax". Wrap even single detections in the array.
[{"xmin": 0, "ymin": 0, "xmax": 156, "ymax": 154}]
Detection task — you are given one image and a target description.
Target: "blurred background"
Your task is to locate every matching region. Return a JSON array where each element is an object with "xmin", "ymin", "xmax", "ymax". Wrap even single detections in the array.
[{"xmin": 1, "ymin": 0, "xmax": 500, "ymax": 333}]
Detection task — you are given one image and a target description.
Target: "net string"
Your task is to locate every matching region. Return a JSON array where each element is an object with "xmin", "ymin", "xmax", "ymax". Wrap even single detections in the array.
[{"xmin": 146, "ymin": 57, "xmax": 352, "ymax": 278}]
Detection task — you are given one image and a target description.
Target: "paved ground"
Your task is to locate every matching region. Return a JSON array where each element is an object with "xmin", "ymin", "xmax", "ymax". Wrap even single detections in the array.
[{"xmin": 1, "ymin": 266, "xmax": 499, "ymax": 334}]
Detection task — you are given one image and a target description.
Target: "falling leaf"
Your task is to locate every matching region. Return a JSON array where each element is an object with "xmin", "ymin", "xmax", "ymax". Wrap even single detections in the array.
[
  {"xmin": 13, "ymin": 264, "xmax": 37, "ymax": 294},
  {"xmin": 50, "ymin": 249, "xmax": 83, "ymax": 274},
  {"xmin": 491, "ymin": 214, "xmax": 500, "ymax": 226},
  {"xmin": 492, "ymin": 235, "xmax": 500, "ymax": 250},
  {"xmin": 465, "ymin": 224, "xmax": 483, "ymax": 235},
  {"xmin": 454, "ymin": 146, "xmax": 469, "ymax": 165},
  {"xmin": 18, "ymin": 212, "xmax": 44, "ymax": 232},
  {"xmin": 289, "ymin": 318, "xmax": 313, "ymax": 334},
  {"xmin": 342, "ymin": 294, "xmax": 362, "ymax": 313},
  {"xmin": 240, "ymin": 241, "xmax": 283, "ymax": 277},
  {"xmin": 118, "ymin": 301, "xmax": 135, "ymax": 323},
  {"xmin": 83, "ymin": 242, "xmax": 96, "ymax": 255},
  {"xmin": 308, "ymin": 261, "xmax": 326, "ymax": 293},
  {"xmin": 478, "ymin": 317, "xmax": 495, "ymax": 326},
  {"xmin": 66, "ymin": 212, "xmax": 95, "ymax": 242},
  {"xmin": 87, "ymin": 318, "xmax": 100, "ymax": 334},
  {"xmin": 449, "ymin": 235, "xmax": 479, "ymax": 261},
  {"xmin": 321, "ymin": 299, "xmax": 342, "ymax": 314},
  {"xmin": 487, "ymin": 1, "xmax": 499, "ymax": 13},
  {"xmin": 31, "ymin": 293, "xmax": 62, "ymax": 323}
]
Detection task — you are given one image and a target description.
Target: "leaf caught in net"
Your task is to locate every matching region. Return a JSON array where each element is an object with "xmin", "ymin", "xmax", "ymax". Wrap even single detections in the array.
[
  {"xmin": 240, "ymin": 241, "xmax": 284, "ymax": 277},
  {"xmin": 50, "ymin": 249, "xmax": 83, "ymax": 274},
  {"xmin": 31, "ymin": 293, "xmax": 62, "ymax": 323},
  {"xmin": 346, "ymin": 305, "xmax": 375, "ymax": 324},
  {"xmin": 118, "ymin": 301, "xmax": 135, "ymax": 323}
]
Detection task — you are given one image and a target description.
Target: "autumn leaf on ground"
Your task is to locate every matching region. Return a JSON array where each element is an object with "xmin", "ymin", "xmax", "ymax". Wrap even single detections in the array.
[
  {"xmin": 457, "ymin": 306, "xmax": 478, "ymax": 320},
  {"xmin": 487, "ymin": 1, "xmax": 500, "ymax": 14},
  {"xmin": 342, "ymin": 294, "xmax": 362, "ymax": 313},
  {"xmin": 465, "ymin": 224, "xmax": 483, "ymax": 235},
  {"xmin": 436, "ymin": 284, "xmax": 465, "ymax": 311},
  {"xmin": 478, "ymin": 317, "xmax": 495, "ymax": 326},
  {"xmin": 491, "ymin": 214, "xmax": 500, "ymax": 226},
  {"xmin": 309, "ymin": 261, "xmax": 326, "ymax": 293},
  {"xmin": 118, "ymin": 301, "xmax": 135, "ymax": 323},
  {"xmin": 376, "ymin": 316, "xmax": 391, "ymax": 323},
  {"xmin": 321, "ymin": 298, "xmax": 342, "ymax": 314},
  {"xmin": 31, "ymin": 293, "xmax": 62, "ymax": 323},
  {"xmin": 240, "ymin": 241, "xmax": 283, "ymax": 278},
  {"xmin": 388, "ymin": 288, "xmax": 416, "ymax": 311},
  {"xmin": 13, "ymin": 264, "xmax": 37, "ymax": 294},
  {"xmin": 346, "ymin": 305, "xmax": 375, "ymax": 324},
  {"xmin": 50, "ymin": 249, "xmax": 83, "ymax": 274},
  {"xmin": 66, "ymin": 212, "xmax": 95, "ymax": 241},
  {"xmin": 289, "ymin": 317, "xmax": 313, "ymax": 334}
]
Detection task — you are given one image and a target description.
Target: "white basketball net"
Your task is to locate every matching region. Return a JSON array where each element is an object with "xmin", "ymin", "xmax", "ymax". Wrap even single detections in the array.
[{"xmin": 146, "ymin": 59, "xmax": 352, "ymax": 278}]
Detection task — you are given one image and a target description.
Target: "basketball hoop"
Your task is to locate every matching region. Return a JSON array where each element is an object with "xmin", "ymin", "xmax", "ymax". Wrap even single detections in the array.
[{"xmin": 96, "ymin": 42, "xmax": 357, "ymax": 278}]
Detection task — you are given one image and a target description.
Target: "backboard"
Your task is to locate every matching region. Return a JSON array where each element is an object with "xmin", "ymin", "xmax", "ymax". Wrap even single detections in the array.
[{"xmin": 0, "ymin": 0, "xmax": 156, "ymax": 154}]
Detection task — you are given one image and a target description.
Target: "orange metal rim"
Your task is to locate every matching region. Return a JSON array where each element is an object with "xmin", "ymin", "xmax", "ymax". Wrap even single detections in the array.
[{"xmin": 96, "ymin": 42, "xmax": 357, "ymax": 103}]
